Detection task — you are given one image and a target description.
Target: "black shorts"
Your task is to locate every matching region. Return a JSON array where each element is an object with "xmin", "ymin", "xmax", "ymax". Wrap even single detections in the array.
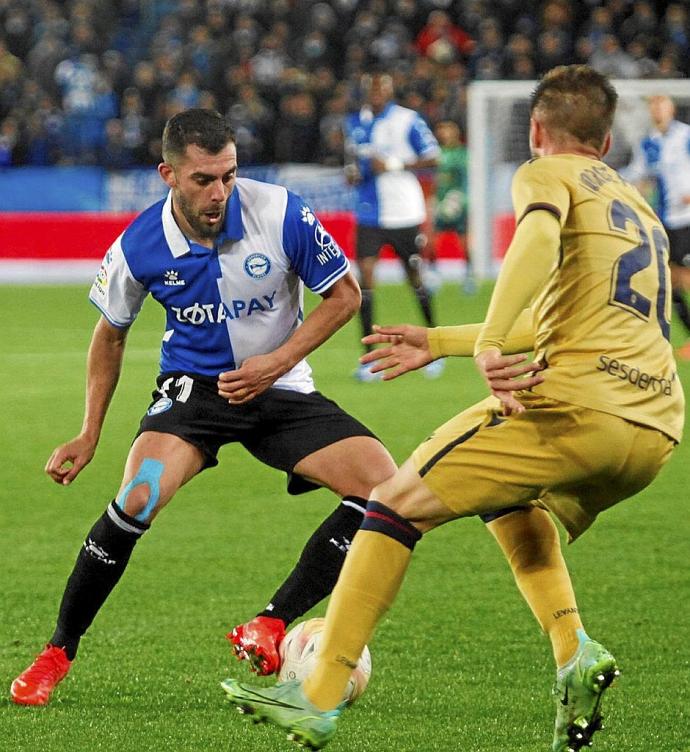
[
  {"xmin": 357, "ymin": 224, "xmax": 425, "ymax": 262},
  {"xmin": 667, "ymin": 225, "xmax": 690, "ymax": 268},
  {"xmin": 136, "ymin": 373, "xmax": 378, "ymax": 494}
]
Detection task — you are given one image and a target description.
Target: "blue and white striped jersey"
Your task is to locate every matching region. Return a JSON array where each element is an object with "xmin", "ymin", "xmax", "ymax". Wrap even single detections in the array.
[
  {"xmin": 344, "ymin": 102, "xmax": 440, "ymax": 229},
  {"xmin": 89, "ymin": 177, "xmax": 350, "ymax": 393},
  {"xmin": 623, "ymin": 119, "xmax": 690, "ymax": 230}
]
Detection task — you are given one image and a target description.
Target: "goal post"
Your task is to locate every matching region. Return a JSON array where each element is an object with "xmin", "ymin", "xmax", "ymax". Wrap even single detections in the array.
[{"xmin": 467, "ymin": 78, "xmax": 690, "ymax": 279}]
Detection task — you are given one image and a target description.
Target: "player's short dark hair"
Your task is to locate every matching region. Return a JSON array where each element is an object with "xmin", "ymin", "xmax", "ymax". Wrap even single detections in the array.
[
  {"xmin": 161, "ymin": 108, "xmax": 235, "ymax": 163},
  {"xmin": 530, "ymin": 65, "xmax": 618, "ymax": 150}
]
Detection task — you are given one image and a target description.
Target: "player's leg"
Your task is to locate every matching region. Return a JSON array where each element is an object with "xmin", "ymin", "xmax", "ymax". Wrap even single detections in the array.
[
  {"xmin": 485, "ymin": 506, "xmax": 583, "ymax": 667},
  {"xmin": 227, "ymin": 398, "xmax": 516, "ymax": 712},
  {"xmin": 487, "ymin": 507, "xmax": 619, "ymax": 750},
  {"xmin": 530, "ymin": 424, "xmax": 672, "ymax": 752},
  {"xmin": 356, "ymin": 225, "xmax": 381, "ymax": 343},
  {"xmin": 667, "ymin": 227, "xmax": 690, "ymax": 357},
  {"xmin": 271, "ymin": 433, "xmax": 397, "ymax": 615},
  {"xmin": 354, "ymin": 226, "xmax": 383, "ymax": 380},
  {"xmin": 458, "ymin": 231, "xmax": 476, "ymax": 294},
  {"xmin": 391, "ymin": 226, "xmax": 443, "ymax": 377},
  {"xmin": 225, "ymin": 402, "xmax": 674, "ymax": 749},
  {"xmin": 393, "ymin": 226, "xmax": 436, "ymax": 327},
  {"xmin": 222, "ymin": 458, "xmax": 450, "ymax": 746},
  {"xmin": 299, "ymin": 399, "xmax": 652, "ymax": 712},
  {"xmin": 53, "ymin": 431, "xmax": 204, "ymax": 654},
  {"xmin": 300, "ymin": 457, "xmax": 455, "ymax": 711},
  {"xmin": 230, "ymin": 392, "xmax": 396, "ymax": 674},
  {"xmin": 229, "ymin": 492, "xmax": 372, "ymax": 675},
  {"xmin": 11, "ymin": 432, "xmax": 203, "ymax": 706},
  {"xmin": 358, "ymin": 255, "xmax": 377, "ymax": 342}
]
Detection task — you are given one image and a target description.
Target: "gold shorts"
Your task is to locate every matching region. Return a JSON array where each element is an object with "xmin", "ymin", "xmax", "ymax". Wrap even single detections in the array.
[{"xmin": 411, "ymin": 394, "xmax": 675, "ymax": 541}]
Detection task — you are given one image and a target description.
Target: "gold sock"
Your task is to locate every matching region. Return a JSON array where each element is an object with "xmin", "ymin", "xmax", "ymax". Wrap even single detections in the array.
[
  {"xmin": 487, "ymin": 507, "xmax": 582, "ymax": 667},
  {"xmin": 303, "ymin": 529, "xmax": 413, "ymax": 710}
]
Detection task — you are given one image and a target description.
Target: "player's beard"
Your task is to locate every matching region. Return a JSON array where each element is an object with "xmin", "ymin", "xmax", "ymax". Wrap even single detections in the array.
[{"xmin": 176, "ymin": 191, "xmax": 225, "ymax": 240}]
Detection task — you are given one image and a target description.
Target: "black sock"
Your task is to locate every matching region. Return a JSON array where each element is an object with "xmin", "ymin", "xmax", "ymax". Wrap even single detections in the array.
[
  {"xmin": 672, "ymin": 288, "xmax": 690, "ymax": 333},
  {"xmin": 50, "ymin": 501, "xmax": 148, "ymax": 660},
  {"xmin": 258, "ymin": 497, "xmax": 367, "ymax": 625},
  {"xmin": 413, "ymin": 285, "xmax": 435, "ymax": 327},
  {"xmin": 360, "ymin": 289, "xmax": 374, "ymax": 350}
]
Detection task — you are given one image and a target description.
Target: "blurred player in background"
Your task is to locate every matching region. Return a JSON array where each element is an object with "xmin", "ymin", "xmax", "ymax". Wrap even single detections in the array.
[
  {"xmin": 623, "ymin": 94, "xmax": 690, "ymax": 359},
  {"xmin": 223, "ymin": 65, "xmax": 684, "ymax": 752},
  {"xmin": 343, "ymin": 72, "xmax": 443, "ymax": 381},
  {"xmin": 432, "ymin": 119, "xmax": 474, "ymax": 294},
  {"xmin": 10, "ymin": 108, "xmax": 397, "ymax": 706}
]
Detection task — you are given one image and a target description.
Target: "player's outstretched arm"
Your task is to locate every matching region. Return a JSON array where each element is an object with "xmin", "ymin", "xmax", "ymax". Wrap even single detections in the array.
[
  {"xmin": 45, "ymin": 317, "xmax": 128, "ymax": 486},
  {"xmin": 360, "ymin": 309, "xmax": 536, "ymax": 381},
  {"xmin": 360, "ymin": 324, "xmax": 433, "ymax": 379}
]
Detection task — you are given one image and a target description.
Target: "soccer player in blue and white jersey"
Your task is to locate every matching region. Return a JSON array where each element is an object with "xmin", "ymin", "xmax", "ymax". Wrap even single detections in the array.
[
  {"xmin": 344, "ymin": 72, "xmax": 442, "ymax": 380},
  {"xmin": 624, "ymin": 94, "xmax": 690, "ymax": 358},
  {"xmin": 10, "ymin": 109, "xmax": 397, "ymax": 706}
]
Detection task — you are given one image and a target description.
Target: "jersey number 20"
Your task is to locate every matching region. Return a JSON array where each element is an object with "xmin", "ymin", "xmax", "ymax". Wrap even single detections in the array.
[{"xmin": 608, "ymin": 199, "xmax": 671, "ymax": 341}]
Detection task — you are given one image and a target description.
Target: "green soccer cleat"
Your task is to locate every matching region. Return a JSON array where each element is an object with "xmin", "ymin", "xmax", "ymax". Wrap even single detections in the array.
[
  {"xmin": 552, "ymin": 630, "xmax": 620, "ymax": 752},
  {"xmin": 221, "ymin": 678, "xmax": 341, "ymax": 750}
]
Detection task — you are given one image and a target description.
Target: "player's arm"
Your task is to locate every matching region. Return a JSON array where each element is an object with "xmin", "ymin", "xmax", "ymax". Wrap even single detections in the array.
[
  {"xmin": 372, "ymin": 114, "xmax": 440, "ymax": 174},
  {"xmin": 474, "ymin": 158, "xmax": 569, "ymax": 414},
  {"xmin": 343, "ymin": 121, "xmax": 362, "ymax": 185},
  {"xmin": 474, "ymin": 209, "xmax": 560, "ymax": 413},
  {"xmin": 359, "ymin": 308, "xmax": 535, "ymax": 381},
  {"xmin": 619, "ymin": 141, "xmax": 648, "ymax": 185},
  {"xmin": 45, "ymin": 317, "xmax": 129, "ymax": 485},
  {"xmin": 217, "ymin": 272, "xmax": 360, "ymax": 404}
]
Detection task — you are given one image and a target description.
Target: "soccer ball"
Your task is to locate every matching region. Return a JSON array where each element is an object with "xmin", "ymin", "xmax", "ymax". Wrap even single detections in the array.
[{"xmin": 278, "ymin": 617, "xmax": 372, "ymax": 704}]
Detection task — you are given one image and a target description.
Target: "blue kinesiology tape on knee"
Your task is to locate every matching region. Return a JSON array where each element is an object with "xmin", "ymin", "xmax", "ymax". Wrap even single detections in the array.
[{"xmin": 115, "ymin": 458, "xmax": 165, "ymax": 522}]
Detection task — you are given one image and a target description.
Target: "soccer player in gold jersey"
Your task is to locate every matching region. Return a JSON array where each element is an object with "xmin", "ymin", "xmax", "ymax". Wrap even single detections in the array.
[{"xmin": 222, "ymin": 65, "xmax": 684, "ymax": 752}]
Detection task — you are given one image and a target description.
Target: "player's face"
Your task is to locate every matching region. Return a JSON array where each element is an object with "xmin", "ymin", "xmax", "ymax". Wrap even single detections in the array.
[
  {"xmin": 648, "ymin": 96, "xmax": 674, "ymax": 128},
  {"xmin": 364, "ymin": 75, "xmax": 394, "ymax": 112},
  {"xmin": 161, "ymin": 142, "xmax": 238, "ymax": 242},
  {"xmin": 435, "ymin": 121, "xmax": 459, "ymax": 147}
]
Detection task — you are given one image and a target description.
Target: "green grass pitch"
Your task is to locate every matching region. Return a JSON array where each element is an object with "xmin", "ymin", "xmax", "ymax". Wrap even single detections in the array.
[{"xmin": 1, "ymin": 282, "xmax": 688, "ymax": 752}]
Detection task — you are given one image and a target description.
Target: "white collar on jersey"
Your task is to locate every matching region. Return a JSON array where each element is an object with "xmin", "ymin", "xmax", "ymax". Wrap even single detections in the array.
[{"xmin": 162, "ymin": 191, "xmax": 193, "ymax": 258}]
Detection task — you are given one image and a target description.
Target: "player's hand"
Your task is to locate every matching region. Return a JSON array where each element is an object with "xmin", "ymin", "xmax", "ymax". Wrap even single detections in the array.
[
  {"xmin": 45, "ymin": 435, "xmax": 97, "ymax": 486},
  {"xmin": 360, "ymin": 324, "xmax": 433, "ymax": 380},
  {"xmin": 474, "ymin": 348, "xmax": 544, "ymax": 416},
  {"xmin": 344, "ymin": 164, "xmax": 361, "ymax": 185},
  {"xmin": 217, "ymin": 353, "xmax": 284, "ymax": 405},
  {"xmin": 370, "ymin": 156, "xmax": 387, "ymax": 175}
]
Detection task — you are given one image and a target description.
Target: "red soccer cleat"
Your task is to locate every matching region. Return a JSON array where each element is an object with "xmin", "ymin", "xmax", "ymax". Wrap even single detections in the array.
[
  {"xmin": 11, "ymin": 645, "xmax": 72, "ymax": 706},
  {"xmin": 227, "ymin": 616, "xmax": 286, "ymax": 676}
]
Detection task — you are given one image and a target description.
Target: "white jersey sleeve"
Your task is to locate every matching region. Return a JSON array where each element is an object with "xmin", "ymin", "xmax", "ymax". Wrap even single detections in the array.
[{"xmin": 89, "ymin": 235, "xmax": 147, "ymax": 327}]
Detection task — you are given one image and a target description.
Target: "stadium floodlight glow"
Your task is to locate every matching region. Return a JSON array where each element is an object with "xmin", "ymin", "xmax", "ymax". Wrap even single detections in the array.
[{"xmin": 468, "ymin": 78, "xmax": 690, "ymax": 279}]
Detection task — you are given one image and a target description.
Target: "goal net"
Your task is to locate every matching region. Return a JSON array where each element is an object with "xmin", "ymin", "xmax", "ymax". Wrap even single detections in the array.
[{"xmin": 467, "ymin": 78, "xmax": 690, "ymax": 279}]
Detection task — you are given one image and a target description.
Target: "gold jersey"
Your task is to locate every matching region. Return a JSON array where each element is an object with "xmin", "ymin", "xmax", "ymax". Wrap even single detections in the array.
[{"xmin": 512, "ymin": 153, "xmax": 683, "ymax": 442}]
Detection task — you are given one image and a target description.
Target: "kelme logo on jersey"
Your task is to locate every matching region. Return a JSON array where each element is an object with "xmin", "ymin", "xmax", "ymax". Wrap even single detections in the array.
[
  {"xmin": 164, "ymin": 269, "xmax": 186, "ymax": 286},
  {"xmin": 300, "ymin": 206, "xmax": 316, "ymax": 226},
  {"xmin": 244, "ymin": 253, "xmax": 271, "ymax": 279}
]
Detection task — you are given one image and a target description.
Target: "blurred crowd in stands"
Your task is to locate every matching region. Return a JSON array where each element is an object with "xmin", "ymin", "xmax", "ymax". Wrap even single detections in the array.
[{"xmin": 0, "ymin": 0, "xmax": 688, "ymax": 168}]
